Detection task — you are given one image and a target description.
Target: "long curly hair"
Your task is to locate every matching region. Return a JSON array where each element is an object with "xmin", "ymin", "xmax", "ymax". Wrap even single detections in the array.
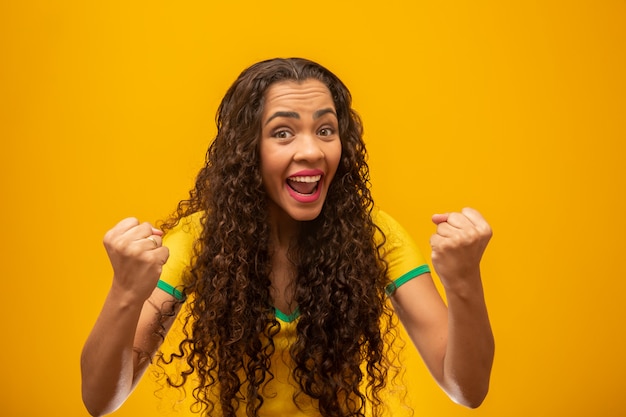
[{"xmin": 158, "ymin": 58, "xmax": 396, "ymax": 417}]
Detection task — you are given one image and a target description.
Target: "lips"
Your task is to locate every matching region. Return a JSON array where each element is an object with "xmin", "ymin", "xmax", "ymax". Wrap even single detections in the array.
[
  {"xmin": 287, "ymin": 174, "xmax": 321, "ymax": 194},
  {"xmin": 286, "ymin": 170, "xmax": 324, "ymax": 203}
]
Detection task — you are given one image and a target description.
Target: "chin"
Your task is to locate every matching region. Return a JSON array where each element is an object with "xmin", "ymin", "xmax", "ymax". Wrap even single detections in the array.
[
  {"xmin": 285, "ymin": 203, "xmax": 325, "ymax": 222},
  {"xmin": 267, "ymin": 195, "xmax": 327, "ymax": 223},
  {"xmin": 290, "ymin": 210, "xmax": 323, "ymax": 222}
]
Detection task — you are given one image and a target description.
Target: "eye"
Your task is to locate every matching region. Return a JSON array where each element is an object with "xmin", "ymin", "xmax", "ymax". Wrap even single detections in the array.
[
  {"xmin": 318, "ymin": 127, "xmax": 335, "ymax": 137},
  {"xmin": 273, "ymin": 129, "xmax": 294, "ymax": 140}
]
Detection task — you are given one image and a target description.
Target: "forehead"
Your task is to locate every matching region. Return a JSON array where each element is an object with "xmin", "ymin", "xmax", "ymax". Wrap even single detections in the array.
[{"xmin": 263, "ymin": 79, "xmax": 335, "ymax": 112}]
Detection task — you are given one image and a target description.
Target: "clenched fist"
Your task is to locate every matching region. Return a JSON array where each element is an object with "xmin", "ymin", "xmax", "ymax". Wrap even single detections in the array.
[
  {"xmin": 103, "ymin": 218, "xmax": 170, "ymax": 303},
  {"xmin": 430, "ymin": 208, "xmax": 492, "ymax": 291}
]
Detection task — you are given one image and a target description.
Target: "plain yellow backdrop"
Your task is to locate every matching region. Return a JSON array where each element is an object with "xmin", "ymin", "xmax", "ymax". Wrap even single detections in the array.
[{"xmin": 1, "ymin": 1, "xmax": 625, "ymax": 416}]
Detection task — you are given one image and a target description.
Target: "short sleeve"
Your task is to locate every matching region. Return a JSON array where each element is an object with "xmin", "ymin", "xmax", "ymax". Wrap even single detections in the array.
[
  {"xmin": 156, "ymin": 212, "xmax": 203, "ymax": 300},
  {"xmin": 372, "ymin": 209, "xmax": 431, "ymax": 296}
]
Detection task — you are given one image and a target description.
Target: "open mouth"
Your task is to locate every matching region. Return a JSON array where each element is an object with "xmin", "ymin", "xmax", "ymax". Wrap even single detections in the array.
[{"xmin": 286, "ymin": 174, "xmax": 321, "ymax": 195}]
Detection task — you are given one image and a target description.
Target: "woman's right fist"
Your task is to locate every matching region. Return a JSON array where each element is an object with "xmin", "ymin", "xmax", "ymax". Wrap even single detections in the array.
[{"xmin": 103, "ymin": 218, "xmax": 169, "ymax": 303}]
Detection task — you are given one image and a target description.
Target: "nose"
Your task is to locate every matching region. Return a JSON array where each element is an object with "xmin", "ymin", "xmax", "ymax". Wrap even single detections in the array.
[{"xmin": 293, "ymin": 134, "xmax": 324, "ymax": 162}]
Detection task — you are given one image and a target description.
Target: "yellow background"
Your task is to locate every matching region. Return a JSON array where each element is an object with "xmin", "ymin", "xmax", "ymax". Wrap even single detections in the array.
[{"xmin": 1, "ymin": 1, "xmax": 625, "ymax": 416}]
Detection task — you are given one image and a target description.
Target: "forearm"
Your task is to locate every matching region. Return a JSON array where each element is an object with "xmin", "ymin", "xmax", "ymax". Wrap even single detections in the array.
[
  {"xmin": 441, "ymin": 272, "xmax": 494, "ymax": 408},
  {"xmin": 81, "ymin": 285, "xmax": 146, "ymax": 416}
]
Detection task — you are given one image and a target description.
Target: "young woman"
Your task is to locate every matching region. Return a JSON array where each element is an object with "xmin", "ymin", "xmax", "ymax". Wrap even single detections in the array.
[{"xmin": 81, "ymin": 58, "xmax": 494, "ymax": 417}]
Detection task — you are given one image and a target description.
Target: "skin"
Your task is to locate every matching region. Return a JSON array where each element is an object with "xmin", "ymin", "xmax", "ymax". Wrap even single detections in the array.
[
  {"xmin": 81, "ymin": 80, "xmax": 494, "ymax": 416},
  {"xmin": 260, "ymin": 79, "xmax": 342, "ymax": 226}
]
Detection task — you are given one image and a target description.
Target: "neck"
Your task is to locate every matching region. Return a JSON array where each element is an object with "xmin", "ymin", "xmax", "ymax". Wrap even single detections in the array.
[
  {"xmin": 267, "ymin": 208, "xmax": 300, "ymax": 315},
  {"xmin": 268, "ymin": 209, "xmax": 300, "ymax": 250}
]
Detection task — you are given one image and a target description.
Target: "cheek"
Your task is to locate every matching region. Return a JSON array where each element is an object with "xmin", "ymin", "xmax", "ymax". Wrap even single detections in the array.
[
  {"xmin": 329, "ymin": 142, "xmax": 343, "ymax": 174},
  {"xmin": 259, "ymin": 149, "xmax": 284, "ymax": 188},
  {"xmin": 259, "ymin": 145, "xmax": 273, "ymax": 178}
]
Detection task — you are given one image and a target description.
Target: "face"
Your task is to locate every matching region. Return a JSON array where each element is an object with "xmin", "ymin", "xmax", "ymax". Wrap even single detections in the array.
[{"xmin": 260, "ymin": 79, "xmax": 342, "ymax": 223}]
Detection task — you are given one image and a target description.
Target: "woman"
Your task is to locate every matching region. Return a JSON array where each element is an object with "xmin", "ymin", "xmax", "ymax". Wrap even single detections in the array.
[{"xmin": 81, "ymin": 58, "xmax": 494, "ymax": 417}]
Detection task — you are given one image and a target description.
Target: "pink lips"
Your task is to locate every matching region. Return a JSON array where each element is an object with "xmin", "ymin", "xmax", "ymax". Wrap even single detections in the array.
[{"xmin": 286, "ymin": 169, "xmax": 324, "ymax": 203}]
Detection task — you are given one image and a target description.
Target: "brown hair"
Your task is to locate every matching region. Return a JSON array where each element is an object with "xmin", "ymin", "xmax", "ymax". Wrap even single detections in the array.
[{"xmin": 159, "ymin": 58, "xmax": 394, "ymax": 417}]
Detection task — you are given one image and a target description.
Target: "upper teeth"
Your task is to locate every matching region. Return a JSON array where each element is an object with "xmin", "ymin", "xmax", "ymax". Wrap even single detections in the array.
[{"xmin": 289, "ymin": 175, "xmax": 321, "ymax": 183}]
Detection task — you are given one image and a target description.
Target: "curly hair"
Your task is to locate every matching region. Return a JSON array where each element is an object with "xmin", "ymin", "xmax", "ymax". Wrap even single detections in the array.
[{"xmin": 158, "ymin": 58, "xmax": 396, "ymax": 417}]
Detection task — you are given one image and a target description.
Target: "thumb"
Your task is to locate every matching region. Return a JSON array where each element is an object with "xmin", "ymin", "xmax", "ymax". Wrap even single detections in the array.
[{"xmin": 432, "ymin": 213, "xmax": 449, "ymax": 225}]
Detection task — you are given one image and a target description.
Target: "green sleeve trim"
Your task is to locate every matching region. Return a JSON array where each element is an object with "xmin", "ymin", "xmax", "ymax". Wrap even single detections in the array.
[
  {"xmin": 385, "ymin": 264, "xmax": 431, "ymax": 296},
  {"xmin": 275, "ymin": 307, "xmax": 300, "ymax": 323},
  {"xmin": 156, "ymin": 280, "xmax": 185, "ymax": 300}
]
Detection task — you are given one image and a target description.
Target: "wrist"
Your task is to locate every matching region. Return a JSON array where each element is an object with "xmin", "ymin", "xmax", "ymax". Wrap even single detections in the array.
[
  {"xmin": 107, "ymin": 280, "xmax": 149, "ymax": 311},
  {"xmin": 440, "ymin": 270, "xmax": 484, "ymax": 300}
]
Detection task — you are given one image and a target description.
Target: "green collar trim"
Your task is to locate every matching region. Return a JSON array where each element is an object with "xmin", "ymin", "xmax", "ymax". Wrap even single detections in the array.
[{"xmin": 275, "ymin": 307, "xmax": 300, "ymax": 323}]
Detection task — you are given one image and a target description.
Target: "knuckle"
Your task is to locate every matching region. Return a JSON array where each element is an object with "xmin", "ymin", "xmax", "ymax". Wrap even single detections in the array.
[
  {"xmin": 450, "ymin": 232, "xmax": 467, "ymax": 246},
  {"xmin": 466, "ymin": 228, "xmax": 480, "ymax": 242},
  {"xmin": 140, "ymin": 221, "xmax": 152, "ymax": 230},
  {"xmin": 119, "ymin": 241, "xmax": 143, "ymax": 258},
  {"xmin": 103, "ymin": 229, "xmax": 117, "ymax": 245},
  {"xmin": 476, "ymin": 224, "xmax": 492, "ymax": 241}
]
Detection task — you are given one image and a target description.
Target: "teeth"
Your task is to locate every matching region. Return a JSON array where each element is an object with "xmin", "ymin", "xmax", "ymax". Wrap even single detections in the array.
[{"xmin": 288, "ymin": 175, "xmax": 321, "ymax": 183}]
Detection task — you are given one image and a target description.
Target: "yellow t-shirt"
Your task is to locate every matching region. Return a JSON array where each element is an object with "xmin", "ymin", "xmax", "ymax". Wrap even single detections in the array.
[{"xmin": 156, "ymin": 209, "xmax": 430, "ymax": 416}]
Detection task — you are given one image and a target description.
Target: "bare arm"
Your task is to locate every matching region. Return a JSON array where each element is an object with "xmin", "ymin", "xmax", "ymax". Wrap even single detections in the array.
[
  {"xmin": 81, "ymin": 218, "xmax": 177, "ymax": 416},
  {"xmin": 391, "ymin": 208, "xmax": 494, "ymax": 408}
]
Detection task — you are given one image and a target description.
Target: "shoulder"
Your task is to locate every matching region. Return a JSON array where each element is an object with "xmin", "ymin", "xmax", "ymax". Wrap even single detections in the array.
[
  {"xmin": 372, "ymin": 208, "xmax": 413, "ymax": 247},
  {"xmin": 372, "ymin": 208, "xmax": 430, "ymax": 282},
  {"xmin": 159, "ymin": 211, "xmax": 204, "ymax": 293},
  {"xmin": 163, "ymin": 211, "xmax": 204, "ymax": 246}
]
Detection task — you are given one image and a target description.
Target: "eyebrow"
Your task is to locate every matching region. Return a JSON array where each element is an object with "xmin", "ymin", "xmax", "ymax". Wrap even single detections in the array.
[
  {"xmin": 264, "ymin": 108, "xmax": 337, "ymax": 126},
  {"xmin": 264, "ymin": 111, "xmax": 299, "ymax": 126},
  {"xmin": 314, "ymin": 108, "xmax": 337, "ymax": 119}
]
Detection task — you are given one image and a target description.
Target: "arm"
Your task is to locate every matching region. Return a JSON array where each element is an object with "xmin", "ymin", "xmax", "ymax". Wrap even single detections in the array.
[
  {"xmin": 81, "ymin": 218, "xmax": 178, "ymax": 416},
  {"xmin": 391, "ymin": 207, "xmax": 494, "ymax": 408}
]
